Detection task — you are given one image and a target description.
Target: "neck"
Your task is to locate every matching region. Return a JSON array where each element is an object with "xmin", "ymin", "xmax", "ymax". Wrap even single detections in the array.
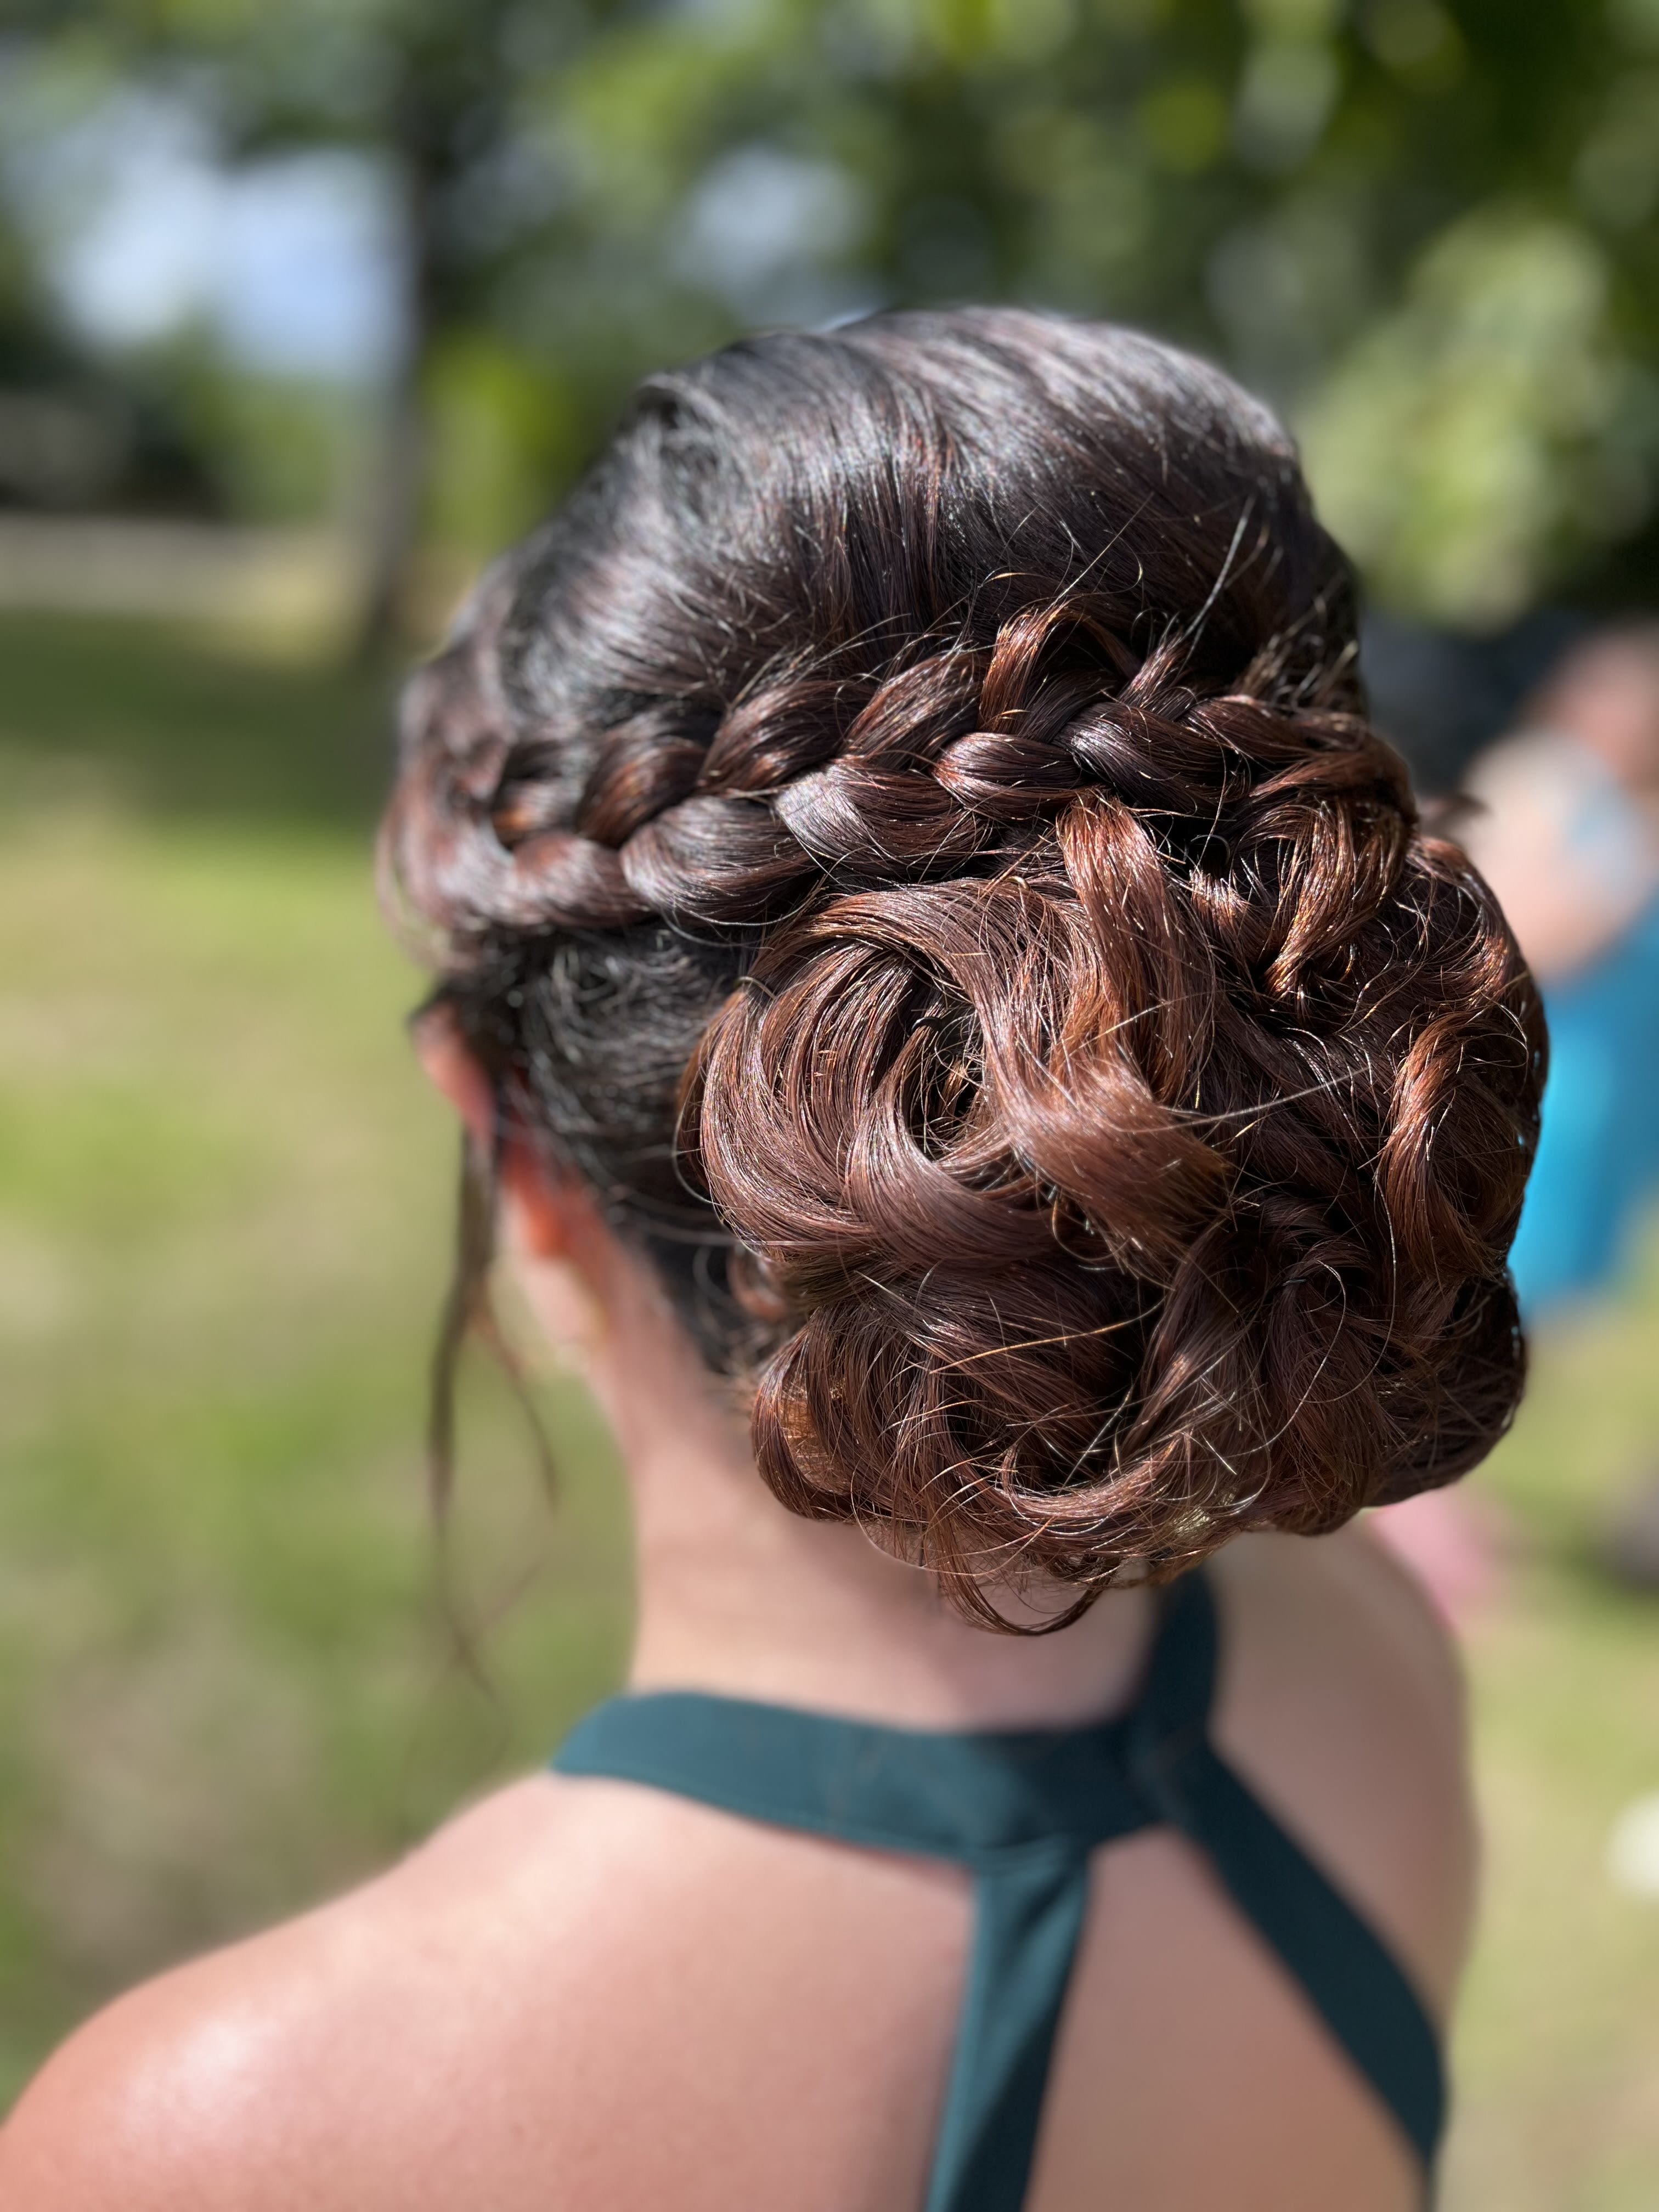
[
  {"xmin": 509, "ymin": 1221, "xmax": 1158, "ymax": 1730},
  {"xmin": 613, "ymin": 1351, "xmax": 1155, "ymax": 1735}
]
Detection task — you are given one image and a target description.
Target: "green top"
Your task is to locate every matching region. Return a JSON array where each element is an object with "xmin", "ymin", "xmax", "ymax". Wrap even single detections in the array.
[{"xmin": 553, "ymin": 1570, "xmax": 1443, "ymax": 2211}]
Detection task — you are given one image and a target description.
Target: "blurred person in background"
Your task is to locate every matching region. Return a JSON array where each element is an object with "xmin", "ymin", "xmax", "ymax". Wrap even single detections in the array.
[
  {"xmin": 1459, "ymin": 627, "xmax": 1659, "ymax": 1583},
  {"xmin": 0, "ymin": 312, "xmax": 1542, "ymax": 2210}
]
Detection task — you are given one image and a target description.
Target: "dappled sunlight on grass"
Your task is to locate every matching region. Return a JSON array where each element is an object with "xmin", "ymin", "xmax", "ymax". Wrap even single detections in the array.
[
  {"xmin": 0, "ymin": 613, "xmax": 394, "ymax": 826},
  {"xmin": 0, "ymin": 771, "xmax": 631, "ymax": 2100}
]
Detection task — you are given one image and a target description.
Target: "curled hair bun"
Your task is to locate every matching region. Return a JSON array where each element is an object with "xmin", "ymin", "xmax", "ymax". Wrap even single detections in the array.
[{"xmin": 384, "ymin": 309, "xmax": 1543, "ymax": 1624}]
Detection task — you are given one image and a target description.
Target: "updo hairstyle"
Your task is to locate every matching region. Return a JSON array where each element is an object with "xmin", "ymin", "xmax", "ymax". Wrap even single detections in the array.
[{"xmin": 382, "ymin": 309, "xmax": 1544, "ymax": 1628}]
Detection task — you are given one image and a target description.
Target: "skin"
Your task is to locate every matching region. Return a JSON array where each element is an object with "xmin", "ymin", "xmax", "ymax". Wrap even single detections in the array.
[
  {"xmin": 1466, "ymin": 635, "xmax": 1659, "ymax": 984},
  {"xmin": 0, "ymin": 1017, "xmax": 1477, "ymax": 2210},
  {"xmin": 1546, "ymin": 635, "xmax": 1659, "ymax": 803}
]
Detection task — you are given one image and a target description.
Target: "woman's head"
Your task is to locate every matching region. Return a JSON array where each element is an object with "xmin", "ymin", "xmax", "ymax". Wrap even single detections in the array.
[{"xmin": 383, "ymin": 308, "xmax": 1543, "ymax": 1626}]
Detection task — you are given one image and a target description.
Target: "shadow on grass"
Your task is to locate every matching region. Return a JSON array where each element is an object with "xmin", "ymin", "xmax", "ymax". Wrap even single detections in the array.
[{"xmin": 0, "ymin": 613, "xmax": 404, "ymax": 827}]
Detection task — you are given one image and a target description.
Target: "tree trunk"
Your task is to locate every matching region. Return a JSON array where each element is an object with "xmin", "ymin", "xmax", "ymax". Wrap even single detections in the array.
[
  {"xmin": 354, "ymin": 343, "xmax": 427, "ymax": 660},
  {"xmin": 352, "ymin": 149, "xmax": 439, "ymax": 663}
]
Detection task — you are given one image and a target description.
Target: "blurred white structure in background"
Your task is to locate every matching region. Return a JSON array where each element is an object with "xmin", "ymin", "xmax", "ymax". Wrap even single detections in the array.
[
  {"xmin": 1608, "ymin": 1792, "xmax": 1659, "ymax": 1900},
  {"xmin": 0, "ymin": 515, "xmax": 363, "ymax": 650}
]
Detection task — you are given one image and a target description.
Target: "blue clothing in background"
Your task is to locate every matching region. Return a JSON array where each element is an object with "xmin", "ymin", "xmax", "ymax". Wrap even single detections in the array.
[{"xmin": 1509, "ymin": 897, "xmax": 1659, "ymax": 1318}]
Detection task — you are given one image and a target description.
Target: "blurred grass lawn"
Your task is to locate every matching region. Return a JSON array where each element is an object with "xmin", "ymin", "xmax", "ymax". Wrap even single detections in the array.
[{"xmin": 3, "ymin": 615, "xmax": 1659, "ymax": 2206}]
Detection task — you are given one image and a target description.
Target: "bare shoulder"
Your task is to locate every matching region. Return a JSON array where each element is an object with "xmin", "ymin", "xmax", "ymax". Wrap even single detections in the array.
[
  {"xmin": 1213, "ymin": 1516, "xmax": 1469, "ymax": 1743},
  {"xmin": 1206, "ymin": 1519, "xmax": 1477, "ymax": 2013},
  {"xmin": 0, "ymin": 1760, "xmax": 965, "ymax": 2212},
  {"xmin": 0, "ymin": 1775, "xmax": 592, "ymax": 2211}
]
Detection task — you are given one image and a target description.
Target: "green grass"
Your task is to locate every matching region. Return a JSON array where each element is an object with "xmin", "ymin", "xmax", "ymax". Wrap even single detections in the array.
[
  {"xmin": 0, "ymin": 628, "xmax": 631, "ymax": 2095},
  {"xmin": 2, "ymin": 618, "xmax": 1659, "ymax": 2203},
  {"xmin": 0, "ymin": 612, "xmax": 394, "ymax": 826},
  {"xmin": 1447, "ymin": 1263, "xmax": 1659, "ymax": 2211}
]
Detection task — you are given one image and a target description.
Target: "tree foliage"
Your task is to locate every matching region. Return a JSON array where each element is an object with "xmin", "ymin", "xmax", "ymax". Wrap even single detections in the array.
[{"xmin": 10, "ymin": 0, "xmax": 1659, "ymax": 631}]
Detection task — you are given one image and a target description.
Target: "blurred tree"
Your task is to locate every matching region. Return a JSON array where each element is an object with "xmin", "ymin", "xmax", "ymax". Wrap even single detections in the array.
[
  {"xmin": 0, "ymin": 163, "xmax": 221, "ymax": 517},
  {"xmin": 22, "ymin": 0, "xmax": 610, "ymax": 642},
  {"xmin": 9, "ymin": 0, "xmax": 1659, "ymax": 644}
]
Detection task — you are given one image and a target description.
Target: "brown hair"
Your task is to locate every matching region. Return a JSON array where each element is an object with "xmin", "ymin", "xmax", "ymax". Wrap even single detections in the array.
[{"xmin": 382, "ymin": 309, "xmax": 1544, "ymax": 1628}]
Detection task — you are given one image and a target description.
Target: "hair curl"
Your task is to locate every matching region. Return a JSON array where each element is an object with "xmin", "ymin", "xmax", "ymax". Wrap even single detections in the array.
[{"xmin": 382, "ymin": 309, "xmax": 1544, "ymax": 1629}]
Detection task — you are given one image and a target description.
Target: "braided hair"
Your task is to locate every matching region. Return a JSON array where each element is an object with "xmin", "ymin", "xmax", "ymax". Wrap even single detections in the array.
[{"xmin": 382, "ymin": 309, "xmax": 1543, "ymax": 1628}]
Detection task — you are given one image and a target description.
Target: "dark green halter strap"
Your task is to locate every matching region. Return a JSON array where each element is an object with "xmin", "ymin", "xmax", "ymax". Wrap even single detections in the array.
[{"xmin": 552, "ymin": 1572, "xmax": 1444, "ymax": 2210}]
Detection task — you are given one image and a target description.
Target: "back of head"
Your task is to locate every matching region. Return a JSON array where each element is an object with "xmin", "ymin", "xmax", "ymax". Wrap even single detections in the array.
[{"xmin": 384, "ymin": 308, "xmax": 1543, "ymax": 1627}]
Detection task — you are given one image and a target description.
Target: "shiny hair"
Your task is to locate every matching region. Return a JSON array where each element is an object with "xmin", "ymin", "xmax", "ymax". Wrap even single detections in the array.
[{"xmin": 382, "ymin": 309, "xmax": 1544, "ymax": 1628}]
